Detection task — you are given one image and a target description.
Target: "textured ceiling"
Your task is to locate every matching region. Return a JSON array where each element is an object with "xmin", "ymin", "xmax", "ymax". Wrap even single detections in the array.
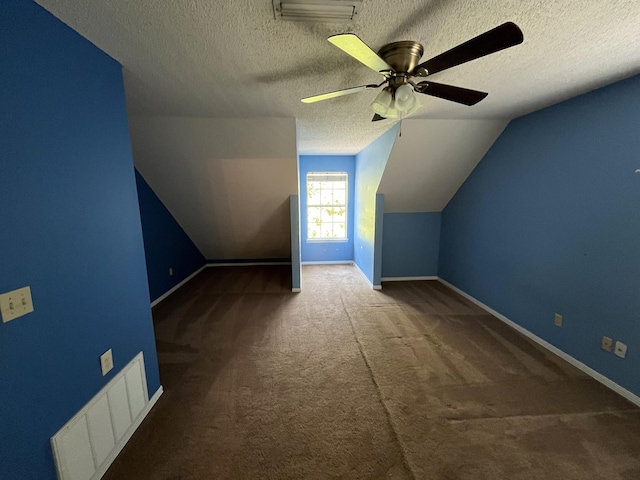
[{"xmin": 36, "ymin": 0, "xmax": 640, "ymax": 155}]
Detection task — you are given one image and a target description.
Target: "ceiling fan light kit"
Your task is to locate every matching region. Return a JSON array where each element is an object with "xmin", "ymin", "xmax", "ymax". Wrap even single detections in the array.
[
  {"xmin": 301, "ymin": 22, "xmax": 524, "ymax": 121},
  {"xmin": 371, "ymin": 89, "xmax": 392, "ymax": 115},
  {"xmin": 371, "ymin": 87, "xmax": 421, "ymax": 120},
  {"xmin": 394, "ymin": 84, "xmax": 416, "ymax": 111}
]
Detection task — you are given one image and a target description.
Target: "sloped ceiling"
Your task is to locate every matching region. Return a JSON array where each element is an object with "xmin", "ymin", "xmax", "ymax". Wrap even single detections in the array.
[
  {"xmin": 379, "ymin": 119, "xmax": 508, "ymax": 212},
  {"xmin": 130, "ymin": 117, "xmax": 298, "ymax": 260}
]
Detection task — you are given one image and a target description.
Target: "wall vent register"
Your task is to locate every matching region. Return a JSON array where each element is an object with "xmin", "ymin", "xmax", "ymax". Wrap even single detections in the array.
[{"xmin": 51, "ymin": 353, "xmax": 152, "ymax": 480}]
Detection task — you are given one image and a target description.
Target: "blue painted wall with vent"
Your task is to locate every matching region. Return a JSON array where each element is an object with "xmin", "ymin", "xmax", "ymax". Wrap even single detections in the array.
[{"xmin": 0, "ymin": 3, "xmax": 160, "ymax": 478}]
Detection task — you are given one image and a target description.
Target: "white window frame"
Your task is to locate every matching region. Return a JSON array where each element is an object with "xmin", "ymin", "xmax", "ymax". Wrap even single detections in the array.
[{"xmin": 306, "ymin": 172, "xmax": 348, "ymax": 242}]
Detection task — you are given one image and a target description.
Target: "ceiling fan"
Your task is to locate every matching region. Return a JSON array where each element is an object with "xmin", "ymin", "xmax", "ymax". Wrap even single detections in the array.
[{"xmin": 301, "ymin": 22, "xmax": 524, "ymax": 121}]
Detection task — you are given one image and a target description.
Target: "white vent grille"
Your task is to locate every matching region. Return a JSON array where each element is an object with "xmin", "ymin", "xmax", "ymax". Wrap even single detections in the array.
[
  {"xmin": 273, "ymin": 0, "xmax": 362, "ymax": 22},
  {"xmin": 51, "ymin": 352, "xmax": 160, "ymax": 480}
]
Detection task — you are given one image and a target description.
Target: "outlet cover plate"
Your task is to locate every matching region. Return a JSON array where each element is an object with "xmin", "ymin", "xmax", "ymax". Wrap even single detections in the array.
[
  {"xmin": 614, "ymin": 341, "xmax": 627, "ymax": 359},
  {"xmin": 554, "ymin": 313, "xmax": 563, "ymax": 327},
  {"xmin": 601, "ymin": 336, "xmax": 613, "ymax": 352},
  {"xmin": 0, "ymin": 286, "xmax": 34, "ymax": 323},
  {"xmin": 100, "ymin": 349, "xmax": 114, "ymax": 376}
]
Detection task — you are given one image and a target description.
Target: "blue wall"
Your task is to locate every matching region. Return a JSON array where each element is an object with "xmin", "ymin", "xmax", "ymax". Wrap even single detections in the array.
[
  {"xmin": 440, "ymin": 74, "xmax": 640, "ymax": 396},
  {"xmin": 354, "ymin": 125, "xmax": 400, "ymax": 285},
  {"xmin": 0, "ymin": 3, "xmax": 160, "ymax": 478},
  {"xmin": 382, "ymin": 212, "xmax": 441, "ymax": 278},
  {"xmin": 135, "ymin": 171, "xmax": 205, "ymax": 302},
  {"xmin": 299, "ymin": 155, "xmax": 355, "ymax": 262},
  {"xmin": 373, "ymin": 194, "xmax": 385, "ymax": 285}
]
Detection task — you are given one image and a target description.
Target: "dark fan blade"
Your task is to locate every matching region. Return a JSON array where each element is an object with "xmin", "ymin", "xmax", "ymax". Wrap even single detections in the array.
[
  {"xmin": 412, "ymin": 22, "xmax": 523, "ymax": 76},
  {"xmin": 301, "ymin": 84, "xmax": 376, "ymax": 103},
  {"xmin": 372, "ymin": 113, "xmax": 387, "ymax": 122},
  {"xmin": 415, "ymin": 81, "xmax": 488, "ymax": 106},
  {"xmin": 328, "ymin": 34, "xmax": 393, "ymax": 74}
]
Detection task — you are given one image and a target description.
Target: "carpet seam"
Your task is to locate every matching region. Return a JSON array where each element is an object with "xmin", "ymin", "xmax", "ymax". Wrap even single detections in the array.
[{"xmin": 339, "ymin": 294, "xmax": 418, "ymax": 480}]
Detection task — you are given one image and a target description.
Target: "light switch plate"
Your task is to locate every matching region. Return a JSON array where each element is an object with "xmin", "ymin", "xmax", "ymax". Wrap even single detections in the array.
[
  {"xmin": 614, "ymin": 341, "xmax": 627, "ymax": 359},
  {"xmin": 0, "ymin": 286, "xmax": 34, "ymax": 323}
]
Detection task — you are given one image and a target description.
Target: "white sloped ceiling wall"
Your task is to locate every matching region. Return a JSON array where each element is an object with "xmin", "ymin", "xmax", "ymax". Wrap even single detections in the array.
[
  {"xmin": 130, "ymin": 117, "xmax": 298, "ymax": 260},
  {"xmin": 378, "ymin": 119, "xmax": 509, "ymax": 212}
]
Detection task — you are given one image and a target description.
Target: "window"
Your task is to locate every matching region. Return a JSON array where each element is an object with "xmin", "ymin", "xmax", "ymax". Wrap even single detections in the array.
[{"xmin": 306, "ymin": 172, "xmax": 347, "ymax": 241}]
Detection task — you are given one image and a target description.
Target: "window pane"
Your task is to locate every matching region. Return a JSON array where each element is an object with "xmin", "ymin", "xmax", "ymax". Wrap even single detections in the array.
[
  {"xmin": 321, "ymin": 207, "xmax": 333, "ymax": 222},
  {"xmin": 328, "ymin": 207, "xmax": 345, "ymax": 219},
  {"xmin": 307, "ymin": 225, "xmax": 319, "ymax": 238},
  {"xmin": 308, "ymin": 190, "xmax": 321, "ymax": 205},
  {"xmin": 320, "ymin": 189, "xmax": 332, "ymax": 205},
  {"xmin": 306, "ymin": 172, "xmax": 348, "ymax": 241}
]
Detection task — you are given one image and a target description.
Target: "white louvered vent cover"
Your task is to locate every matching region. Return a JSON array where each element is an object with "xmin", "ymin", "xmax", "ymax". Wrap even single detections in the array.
[{"xmin": 51, "ymin": 352, "xmax": 150, "ymax": 480}]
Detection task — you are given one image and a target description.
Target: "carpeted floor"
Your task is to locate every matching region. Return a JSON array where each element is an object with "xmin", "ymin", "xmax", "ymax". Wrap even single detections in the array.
[{"xmin": 104, "ymin": 265, "xmax": 640, "ymax": 479}]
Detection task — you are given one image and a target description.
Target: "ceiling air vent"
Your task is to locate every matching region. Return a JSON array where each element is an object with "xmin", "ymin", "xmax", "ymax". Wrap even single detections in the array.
[{"xmin": 272, "ymin": 0, "xmax": 362, "ymax": 22}]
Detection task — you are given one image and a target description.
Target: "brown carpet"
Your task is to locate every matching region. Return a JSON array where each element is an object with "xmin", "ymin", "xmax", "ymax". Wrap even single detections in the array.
[{"xmin": 104, "ymin": 265, "xmax": 640, "ymax": 479}]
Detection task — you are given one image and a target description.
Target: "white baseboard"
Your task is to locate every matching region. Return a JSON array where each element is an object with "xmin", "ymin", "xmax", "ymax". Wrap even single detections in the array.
[
  {"xmin": 94, "ymin": 386, "xmax": 163, "ymax": 480},
  {"xmin": 353, "ymin": 262, "xmax": 381, "ymax": 290},
  {"xmin": 381, "ymin": 276, "xmax": 438, "ymax": 282},
  {"xmin": 150, "ymin": 266, "xmax": 206, "ymax": 307},
  {"xmin": 207, "ymin": 262, "xmax": 291, "ymax": 267},
  {"xmin": 437, "ymin": 277, "xmax": 640, "ymax": 408},
  {"xmin": 301, "ymin": 260, "xmax": 354, "ymax": 265}
]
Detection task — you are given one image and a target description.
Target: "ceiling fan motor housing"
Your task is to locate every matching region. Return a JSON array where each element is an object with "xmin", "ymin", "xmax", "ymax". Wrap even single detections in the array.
[{"xmin": 377, "ymin": 41, "xmax": 424, "ymax": 73}]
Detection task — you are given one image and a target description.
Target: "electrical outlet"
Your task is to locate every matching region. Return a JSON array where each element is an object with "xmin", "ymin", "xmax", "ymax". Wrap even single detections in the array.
[
  {"xmin": 614, "ymin": 341, "xmax": 627, "ymax": 359},
  {"xmin": 601, "ymin": 336, "xmax": 613, "ymax": 352},
  {"xmin": 554, "ymin": 313, "xmax": 563, "ymax": 327},
  {"xmin": 169, "ymin": 267, "xmax": 174, "ymax": 276},
  {"xmin": 0, "ymin": 286, "xmax": 34, "ymax": 323},
  {"xmin": 100, "ymin": 349, "xmax": 114, "ymax": 376}
]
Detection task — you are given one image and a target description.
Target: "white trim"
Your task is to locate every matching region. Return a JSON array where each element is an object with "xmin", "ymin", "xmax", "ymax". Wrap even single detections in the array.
[
  {"xmin": 381, "ymin": 276, "xmax": 438, "ymax": 282},
  {"xmin": 306, "ymin": 239, "xmax": 349, "ymax": 243},
  {"xmin": 292, "ymin": 288, "xmax": 301, "ymax": 293},
  {"xmin": 301, "ymin": 260, "xmax": 354, "ymax": 265},
  {"xmin": 437, "ymin": 277, "xmax": 640, "ymax": 408},
  {"xmin": 305, "ymin": 171, "xmax": 349, "ymax": 243},
  {"xmin": 206, "ymin": 262, "xmax": 291, "ymax": 267},
  {"xmin": 92, "ymin": 386, "xmax": 163, "ymax": 480},
  {"xmin": 150, "ymin": 266, "xmax": 205, "ymax": 307},
  {"xmin": 353, "ymin": 262, "xmax": 382, "ymax": 290}
]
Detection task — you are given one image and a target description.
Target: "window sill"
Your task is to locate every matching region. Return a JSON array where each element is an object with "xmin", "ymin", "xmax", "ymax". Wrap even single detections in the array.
[{"xmin": 306, "ymin": 238, "xmax": 349, "ymax": 243}]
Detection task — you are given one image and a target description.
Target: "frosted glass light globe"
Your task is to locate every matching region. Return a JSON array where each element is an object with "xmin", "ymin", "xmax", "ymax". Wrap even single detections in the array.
[
  {"xmin": 371, "ymin": 89, "xmax": 392, "ymax": 115},
  {"xmin": 394, "ymin": 84, "xmax": 415, "ymax": 112}
]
